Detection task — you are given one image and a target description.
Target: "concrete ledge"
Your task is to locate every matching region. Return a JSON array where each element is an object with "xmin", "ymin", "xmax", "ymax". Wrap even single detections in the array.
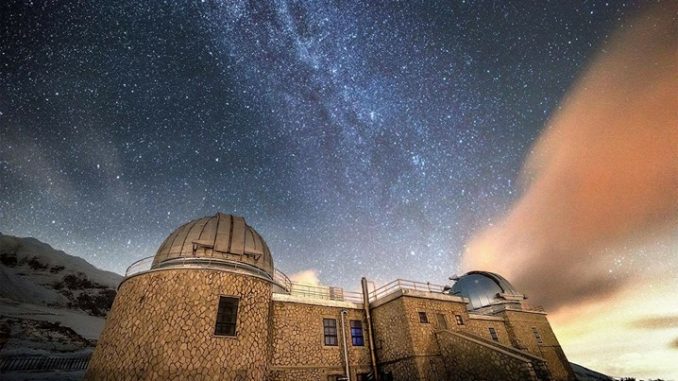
[{"xmin": 467, "ymin": 313, "xmax": 505, "ymax": 321}]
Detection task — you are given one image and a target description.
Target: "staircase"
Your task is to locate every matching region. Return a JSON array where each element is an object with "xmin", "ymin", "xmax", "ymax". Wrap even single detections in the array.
[{"xmin": 435, "ymin": 329, "xmax": 552, "ymax": 381}]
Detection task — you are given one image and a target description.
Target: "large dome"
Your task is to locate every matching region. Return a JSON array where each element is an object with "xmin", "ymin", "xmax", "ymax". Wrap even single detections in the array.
[
  {"xmin": 449, "ymin": 271, "xmax": 524, "ymax": 311},
  {"xmin": 152, "ymin": 213, "xmax": 273, "ymax": 277}
]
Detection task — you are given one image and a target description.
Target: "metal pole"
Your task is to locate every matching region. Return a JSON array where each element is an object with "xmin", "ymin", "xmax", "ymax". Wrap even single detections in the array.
[
  {"xmin": 340, "ymin": 309, "xmax": 351, "ymax": 381},
  {"xmin": 361, "ymin": 277, "xmax": 379, "ymax": 381}
]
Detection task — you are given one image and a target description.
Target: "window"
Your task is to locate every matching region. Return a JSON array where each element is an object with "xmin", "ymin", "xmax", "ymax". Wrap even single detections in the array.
[
  {"xmin": 435, "ymin": 313, "xmax": 447, "ymax": 329},
  {"xmin": 532, "ymin": 327, "xmax": 543, "ymax": 344},
  {"xmin": 323, "ymin": 318, "xmax": 338, "ymax": 346},
  {"xmin": 356, "ymin": 373, "xmax": 371, "ymax": 381},
  {"xmin": 351, "ymin": 320, "xmax": 364, "ymax": 346},
  {"xmin": 418, "ymin": 311, "xmax": 428, "ymax": 323},
  {"xmin": 214, "ymin": 296, "xmax": 238, "ymax": 336},
  {"xmin": 488, "ymin": 327, "xmax": 499, "ymax": 342},
  {"xmin": 454, "ymin": 314, "xmax": 464, "ymax": 325}
]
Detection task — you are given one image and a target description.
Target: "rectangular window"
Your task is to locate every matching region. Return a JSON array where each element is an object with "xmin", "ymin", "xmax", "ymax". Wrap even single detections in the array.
[
  {"xmin": 214, "ymin": 296, "xmax": 238, "ymax": 336},
  {"xmin": 455, "ymin": 314, "xmax": 464, "ymax": 325},
  {"xmin": 356, "ymin": 373, "xmax": 370, "ymax": 381},
  {"xmin": 532, "ymin": 327, "xmax": 543, "ymax": 344},
  {"xmin": 351, "ymin": 320, "xmax": 364, "ymax": 346},
  {"xmin": 418, "ymin": 311, "xmax": 428, "ymax": 323},
  {"xmin": 435, "ymin": 313, "xmax": 447, "ymax": 329},
  {"xmin": 489, "ymin": 327, "xmax": 499, "ymax": 342},
  {"xmin": 323, "ymin": 318, "xmax": 338, "ymax": 346}
]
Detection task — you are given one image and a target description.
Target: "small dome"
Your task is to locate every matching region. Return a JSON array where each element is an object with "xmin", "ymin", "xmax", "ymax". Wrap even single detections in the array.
[
  {"xmin": 449, "ymin": 271, "xmax": 524, "ymax": 310},
  {"xmin": 152, "ymin": 213, "xmax": 273, "ymax": 277}
]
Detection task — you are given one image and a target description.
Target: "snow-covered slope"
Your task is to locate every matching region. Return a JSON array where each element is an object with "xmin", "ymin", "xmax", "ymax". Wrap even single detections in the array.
[
  {"xmin": 0, "ymin": 233, "xmax": 123, "ymax": 356},
  {"xmin": 0, "ymin": 234, "xmax": 120, "ymax": 298}
]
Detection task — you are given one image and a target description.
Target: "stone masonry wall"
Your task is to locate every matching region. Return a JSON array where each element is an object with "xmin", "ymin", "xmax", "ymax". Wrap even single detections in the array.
[
  {"xmin": 464, "ymin": 315, "xmax": 512, "ymax": 347},
  {"xmin": 268, "ymin": 300, "xmax": 372, "ymax": 381},
  {"xmin": 499, "ymin": 310, "xmax": 576, "ymax": 381},
  {"xmin": 371, "ymin": 296, "xmax": 413, "ymax": 364},
  {"xmin": 378, "ymin": 357, "xmax": 420, "ymax": 381},
  {"xmin": 370, "ymin": 291, "xmax": 480, "ymax": 381},
  {"xmin": 370, "ymin": 291, "xmax": 533, "ymax": 381},
  {"xmin": 86, "ymin": 269, "xmax": 271, "ymax": 381},
  {"xmin": 435, "ymin": 330, "xmax": 541, "ymax": 381},
  {"xmin": 86, "ymin": 267, "xmax": 573, "ymax": 381}
]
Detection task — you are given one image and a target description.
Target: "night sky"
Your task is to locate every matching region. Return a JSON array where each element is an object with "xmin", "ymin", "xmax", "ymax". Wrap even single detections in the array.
[{"xmin": 0, "ymin": 1, "xmax": 645, "ymax": 287}]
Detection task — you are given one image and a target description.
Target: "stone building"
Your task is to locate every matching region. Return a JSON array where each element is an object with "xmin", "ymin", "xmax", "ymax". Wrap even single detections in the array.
[{"xmin": 86, "ymin": 213, "xmax": 576, "ymax": 381}]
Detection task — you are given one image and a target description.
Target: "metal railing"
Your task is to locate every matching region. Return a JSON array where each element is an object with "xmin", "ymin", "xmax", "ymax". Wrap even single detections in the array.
[
  {"xmin": 0, "ymin": 354, "xmax": 91, "ymax": 372},
  {"xmin": 123, "ymin": 256, "xmax": 366, "ymax": 303},
  {"xmin": 124, "ymin": 258, "xmax": 456, "ymax": 306},
  {"xmin": 286, "ymin": 283, "xmax": 363, "ymax": 303},
  {"xmin": 520, "ymin": 303, "xmax": 545, "ymax": 312},
  {"xmin": 369, "ymin": 279, "xmax": 447, "ymax": 302},
  {"xmin": 123, "ymin": 256, "xmax": 292, "ymax": 293},
  {"xmin": 470, "ymin": 302, "xmax": 546, "ymax": 315},
  {"xmin": 125, "ymin": 256, "xmax": 154, "ymax": 276},
  {"xmin": 273, "ymin": 268, "xmax": 293, "ymax": 293}
]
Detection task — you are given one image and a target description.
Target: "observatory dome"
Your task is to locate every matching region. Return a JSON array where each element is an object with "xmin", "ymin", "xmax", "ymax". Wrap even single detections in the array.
[
  {"xmin": 152, "ymin": 213, "xmax": 273, "ymax": 277},
  {"xmin": 449, "ymin": 271, "xmax": 524, "ymax": 311}
]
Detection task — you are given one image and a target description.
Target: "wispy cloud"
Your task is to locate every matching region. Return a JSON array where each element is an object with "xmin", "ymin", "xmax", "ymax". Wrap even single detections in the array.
[
  {"xmin": 630, "ymin": 316, "xmax": 678, "ymax": 330},
  {"xmin": 550, "ymin": 267, "xmax": 678, "ymax": 379},
  {"xmin": 462, "ymin": 3, "xmax": 678, "ymax": 312},
  {"xmin": 289, "ymin": 268, "xmax": 323, "ymax": 286}
]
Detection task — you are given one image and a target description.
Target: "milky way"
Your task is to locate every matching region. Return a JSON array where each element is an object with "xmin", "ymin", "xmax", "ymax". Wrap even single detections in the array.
[{"xmin": 0, "ymin": 1, "xmax": 644, "ymax": 288}]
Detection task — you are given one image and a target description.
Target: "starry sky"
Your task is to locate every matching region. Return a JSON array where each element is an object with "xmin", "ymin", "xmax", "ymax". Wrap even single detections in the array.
[
  {"xmin": 1, "ymin": 0, "xmax": 640, "ymax": 283},
  {"xmin": 2, "ymin": 1, "xmax": 677, "ymax": 378}
]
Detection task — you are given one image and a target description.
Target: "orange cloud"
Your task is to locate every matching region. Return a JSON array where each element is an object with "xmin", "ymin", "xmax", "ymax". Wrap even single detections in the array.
[
  {"xmin": 289, "ymin": 268, "xmax": 323, "ymax": 286},
  {"xmin": 463, "ymin": 2, "xmax": 678, "ymax": 312}
]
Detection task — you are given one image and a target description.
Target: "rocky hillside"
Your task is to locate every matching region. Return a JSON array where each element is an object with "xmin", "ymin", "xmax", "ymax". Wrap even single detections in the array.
[{"xmin": 0, "ymin": 233, "xmax": 122, "ymax": 355}]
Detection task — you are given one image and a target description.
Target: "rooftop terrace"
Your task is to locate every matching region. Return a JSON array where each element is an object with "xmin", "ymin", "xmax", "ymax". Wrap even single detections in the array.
[
  {"xmin": 124, "ymin": 256, "xmax": 448, "ymax": 305},
  {"xmin": 123, "ymin": 256, "xmax": 544, "ymax": 312}
]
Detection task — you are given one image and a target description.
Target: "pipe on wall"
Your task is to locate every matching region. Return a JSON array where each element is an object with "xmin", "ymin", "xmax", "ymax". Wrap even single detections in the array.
[
  {"xmin": 361, "ymin": 277, "xmax": 379, "ymax": 381},
  {"xmin": 340, "ymin": 309, "xmax": 351, "ymax": 381}
]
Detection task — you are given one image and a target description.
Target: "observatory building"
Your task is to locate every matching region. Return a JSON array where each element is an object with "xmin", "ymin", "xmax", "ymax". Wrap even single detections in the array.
[{"xmin": 86, "ymin": 213, "xmax": 576, "ymax": 381}]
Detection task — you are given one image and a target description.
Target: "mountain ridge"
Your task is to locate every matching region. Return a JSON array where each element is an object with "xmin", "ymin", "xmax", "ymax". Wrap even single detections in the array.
[{"xmin": 0, "ymin": 233, "xmax": 122, "ymax": 357}]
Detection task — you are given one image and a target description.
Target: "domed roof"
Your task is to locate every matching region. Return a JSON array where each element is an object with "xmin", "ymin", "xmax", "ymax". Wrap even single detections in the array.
[
  {"xmin": 449, "ymin": 271, "xmax": 524, "ymax": 311},
  {"xmin": 152, "ymin": 213, "xmax": 273, "ymax": 277}
]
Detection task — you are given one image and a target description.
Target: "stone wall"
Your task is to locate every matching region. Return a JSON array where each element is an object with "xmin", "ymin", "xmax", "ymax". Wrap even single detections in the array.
[
  {"xmin": 370, "ymin": 290, "xmax": 478, "ymax": 381},
  {"xmin": 465, "ymin": 314, "xmax": 512, "ymax": 347},
  {"xmin": 268, "ymin": 298, "xmax": 372, "ymax": 381},
  {"xmin": 85, "ymin": 269, "xmax": 272, "ymax": 381},
  {"xmin": 499, "ymin": 310, "xmax": 576, "ymax": 381},
  {"xmin": 371, "ymin": 295, "xmax": 413, "ymax": 363},
  {"xmin": 368, "ymin": 290, "xmax": 571, "ymax": 381},
  {"xmin": 87, "ymin": 268, "xmax": 574, "ymax": 381},
  {"xmin": 435, "ymin": 330, "xmax": 542, "ymax": 381}
]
